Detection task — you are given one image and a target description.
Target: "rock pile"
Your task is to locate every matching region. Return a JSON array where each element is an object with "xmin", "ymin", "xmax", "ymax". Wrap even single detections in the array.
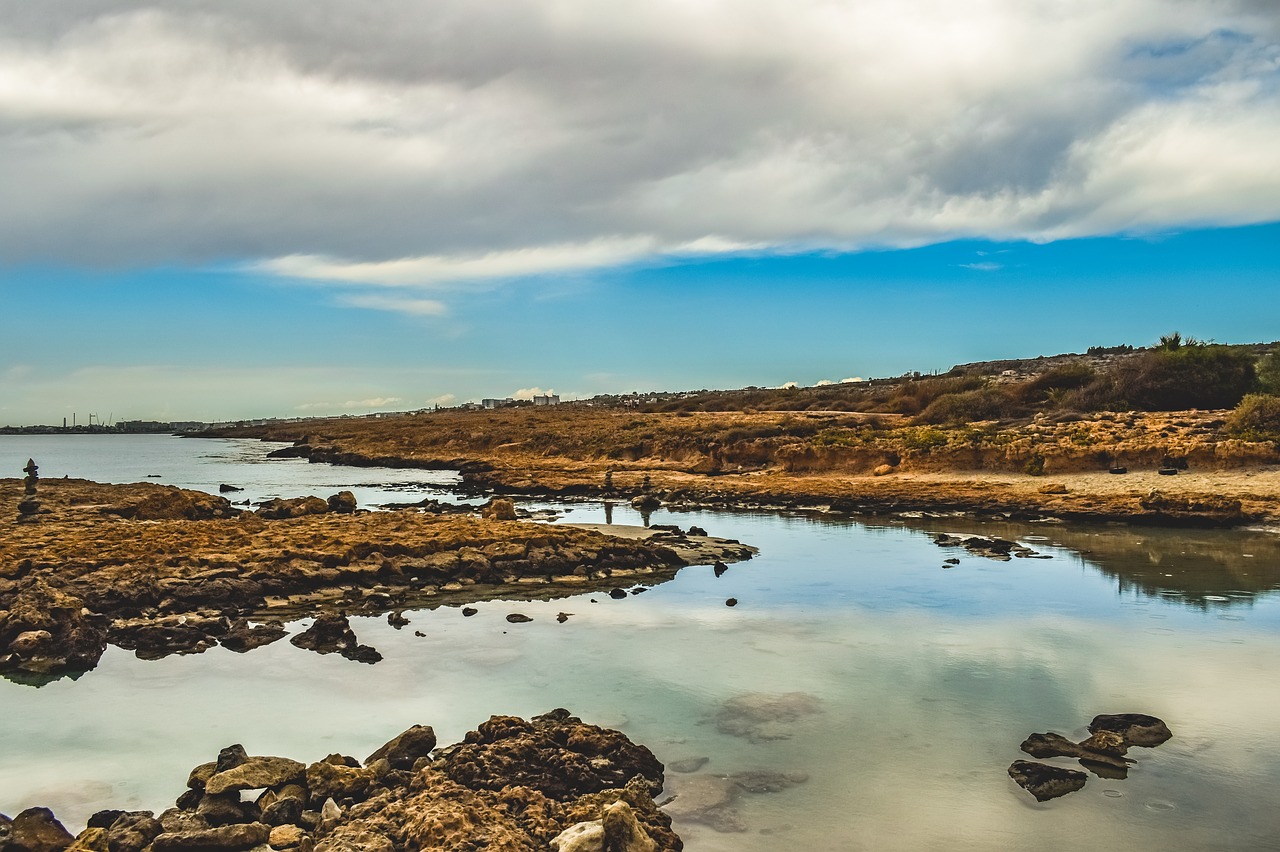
[
  {"xmin": 1008, "ymin": 713, "xmax": 1173, "ymax": 801},
  {"xmin": 0, "ymin": 710, "xmax": 680, "ymax": 852}
]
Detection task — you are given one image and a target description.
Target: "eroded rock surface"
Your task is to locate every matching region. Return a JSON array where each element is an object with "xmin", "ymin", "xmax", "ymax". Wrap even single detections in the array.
[
  {"xmin": 3, "ymin": 712, "xmax": 680, "ymax": 852},
  {"xmin": 713, "ymin": 692, "xmax": 823, "ymax": 742},
  {"xmin": 1007, "ymin": 761, "xmax": 1088, "ymax": 802}
]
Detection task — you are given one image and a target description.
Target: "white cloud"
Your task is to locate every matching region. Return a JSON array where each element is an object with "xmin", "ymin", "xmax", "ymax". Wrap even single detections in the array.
[
  {"xmin": 779, "ymin": 381, "xmax": 799, "ymax": 389},
  {"xmin": 512, "ymin": 387, "xmax": 554, "ymax": 400},
  {"xmin": 814, "ymin": 379, "xmax": 835, "ymax": 386},
  {"xmin": 337, "ymin": 293, "xmax": 448, "ymax": 316},
  {"xmin": 427, "ymin": 393, "xmax": 456, "ymax": 406},
  {"xmin": 841, "ymin": 377, "xmax": 864, "ymax": 383},
  {"xmin": 296, "ymin": 397, "xmax": 402, "ymax": 411},
  {"xmin": 0, "ymin": 1, "xmax": 1276, "ymax": 279},
  {"xmin": 960, "ymin": 261, "xmax": 1003, "ymax": 272}
]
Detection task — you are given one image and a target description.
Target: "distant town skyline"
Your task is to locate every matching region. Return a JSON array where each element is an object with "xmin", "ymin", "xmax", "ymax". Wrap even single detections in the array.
[{"xmin": 2, "ymin": 2, "xmax": 1278, "ymax": 426}]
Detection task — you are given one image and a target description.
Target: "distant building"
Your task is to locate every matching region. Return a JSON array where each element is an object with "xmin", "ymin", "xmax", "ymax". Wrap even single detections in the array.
[
  {"xmin": 532, "ymin": 394, "xmax": 560, "ymax": 406},
  {"xmin": 481, "ymin": 398, "xmax": 514, "ymax": 410}
]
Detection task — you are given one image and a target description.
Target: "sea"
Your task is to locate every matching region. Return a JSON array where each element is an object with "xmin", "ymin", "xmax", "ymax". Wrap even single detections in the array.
[{"xmin": 2, "ymin": 434, "xmax": 1279, "ymax": 851}]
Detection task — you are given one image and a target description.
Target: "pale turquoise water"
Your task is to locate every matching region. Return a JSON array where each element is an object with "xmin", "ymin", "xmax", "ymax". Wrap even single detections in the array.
[{"xmin": 2, "ymin": 436, "xmax": 1280, "ymax": 850}]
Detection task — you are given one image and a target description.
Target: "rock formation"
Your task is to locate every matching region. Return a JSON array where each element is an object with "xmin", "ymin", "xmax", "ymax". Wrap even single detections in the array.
[{"xmin": 0, "ymin": 711, "xmax": 681, "ymax": 852}]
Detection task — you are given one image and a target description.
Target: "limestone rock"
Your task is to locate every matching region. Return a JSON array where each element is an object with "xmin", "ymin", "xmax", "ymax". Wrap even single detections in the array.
[
  {"xmin": 714, "ymin": 692, "xmax": 822, "ymax": 742},
  {"xmin": 267, "ymin": 825, "xmax": 306, "ymax": 850},
  {"xmin": 206, "ymin": 756, "xmax": 307, "ymax": 796},
  {"xmin": 65, "ymin": 828, "xmax": 109, "ymax": 852},
  {"xmin": 151, "ymin": 822, "xmax": 270, "ymax": 852},
  {"xmin": 104, "ymin": 812, "xmax": 163, "ymax": 852},
  {"xmin": 364, "ymin": 725, "xmax": 436, "ymax": 771},
  {"xmin": 1008, "ymin": 761, "xmax": 1087, "ymax": 802},
  {"xmin": 307, "ymin": 762, "xmax": 375, "ymax": 804},
  {"xmin": 256, "ymin": 497, "xmax": 330, "ymax": 520},
  {"xmin": 290, "ymin": 615, "xmax": 382, "ymax": 665},
  {"xmin": 551, "ymin": 801, "xmax": 657, "ymax": 852},
  {"xmin": 481, "ymin": 498, "xmax": 518, "ymax": 521},
  {"xmin": 326, "ymin": 492, "xmax": 357, "ymax": 515}
]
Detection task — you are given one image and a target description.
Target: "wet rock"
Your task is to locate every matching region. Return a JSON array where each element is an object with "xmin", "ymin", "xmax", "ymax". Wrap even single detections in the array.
[
  {"xmin": 667, "ymin": 757, "xmax": 708, "ymax": 774},
  {"xmin": 712, "ymin": 562, "xmax": 729, "ymax": 578},
  {"xmin": 206, "ymin": 757, "xmax": 306, "ymax": 796},
  {"xmin": 1008, "ymin": 760, "xmax": 1087, "ymax": 801},
  {"xmin": 631, "ymin": 495, "xmax": 662, "ymax": 512},
  {"xmin": 218, "ymin": 485, "xmax": 243, "ymax": 494},
  {"xmin": 687, "ymin": 526, "xmax": 708, "ymax": 537},
  {"xmin": 1019, "ymin": 731, "xmax": 1131, "ymax": 774},
  {"xmin": 219, "ymin": 620, "xmax": 287, "ymax": 653},
  {"xmin": 86, "ymin": 813, "xmax": 126, "ymax": 831},
  {"xmin": 365, "ymin": 725, "xmax": 437, "ymax": 771},
  {"xmin": 714, "ymin": 692, "xmax": 822, "ymax": 743},
  {"xmin": 556, "ymin": 612, "xmax": 572, "ymax": 623},
  {"xmin": 461, "ymin": 608, "xmax": 478, "ymax": 617},
  {"xmin": 729, "ymin": 770, "xmax": 808, "ymax": 794},
  {"xmin": 608, "ymin": 589, "xmax": 628, "ymax": 600},
  {"xmin": 1087, "ymin": 713, "xmax": 1172, "ymax": 747},
  {"xmin": 724, "ymin": 598, "xmax": 737, "ymax": 607},
  {"xmin": 150, "ymin": 822, "xmax": 270, "ymax": 852},
  {"xmin": 931, "ymin": 532, "xmax": 1045, "ymax": 561},
  {"xmin": 326, "ymin": 492, "xmax": 357, "ymax": 515},
  {"xmin": 289, "ymin": 615, "xmax": 381, "ymax": 664},
  {"xmin": 661, "ymin": 774, "xmax": 742, "ymax": 833},
  {"xmin": 0, "ymin": 582, "xmax": 110, "ymax": 677},
  {"xmin": 1020, "ymin": 732, "xmax": 1082, "ymax": 760},
  {"xmin": 442, "ymin": 709, "xmax": 665, "ymax": 799},
  {"xmin": 505, "ymin": 613, "xmax": 533, "ymax": 624},
  {"xmin": 8, "ymin": 807, "xmax": 75, "ymax": 852},
  {"xmin": 386, "ymin": 611, "xmax": 408, "ymax": 629},
  {"xmin": 256, "ymin": 497, "xmax": 330, "ymax": 520}
]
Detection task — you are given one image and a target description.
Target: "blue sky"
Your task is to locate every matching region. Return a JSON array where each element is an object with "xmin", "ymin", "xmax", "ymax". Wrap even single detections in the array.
[{"xmin": 1, "ymin": 1, "xmax": 1279, "ymax": 425}]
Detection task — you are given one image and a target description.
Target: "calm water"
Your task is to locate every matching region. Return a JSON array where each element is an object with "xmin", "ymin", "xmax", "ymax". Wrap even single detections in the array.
[{"xmin": 3, "ymin": 436, "xmax": 1280, "ymax": 850}]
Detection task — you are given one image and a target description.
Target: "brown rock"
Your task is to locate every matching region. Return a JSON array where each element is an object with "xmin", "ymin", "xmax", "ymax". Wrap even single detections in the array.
[
  {"xmin": 364, "ymin": 725, "xmax": 437, "ymax": 771},
  {"xmin": 268, "ymin": 825, "xmax": 306, "ymax": 850},
  {"xmin": 151, "ymin": 823, "xmax": 270, "ymax": 852},
  {"xmin": 65, "ymin": 828, "xmax": 109, "ymax": 852},
  {"xmin": 1087, "ymin": 713, "xmax": 1173, "ymax": 747},
  {"xmin": 306, "ymin": 762, "xmax": 376, "ymax": 804},
  {"xmin": 1008, "ymin": 760, "xmax": 1087, "ymax": 801},
  {"xmin": 872, "ymin": 464, "xmax": 895, "ymax": 476},
  {"xmin": 481, "ymin": 498, "xmax": 518, "ymax": 521},
  {"xmin": 104, "ymin": 812, "xmax": 163, "ymax": 852},
  {"xmin": 206, "ymin": 757, "xmax": 307, "ymax": 796},
  {"xmin": 9, "ymin": 808, "xmax": 75, "ymax": 852}
]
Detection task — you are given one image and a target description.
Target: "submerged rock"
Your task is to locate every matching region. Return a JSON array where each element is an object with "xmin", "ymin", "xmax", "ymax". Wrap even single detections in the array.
[
  {"xmin": 1007, "ymin": 761, "xmax": 1087, "ymax": 802},
  {"xmin": 714, "ymin": 692, "xmax": 822, "ymax": 743}
]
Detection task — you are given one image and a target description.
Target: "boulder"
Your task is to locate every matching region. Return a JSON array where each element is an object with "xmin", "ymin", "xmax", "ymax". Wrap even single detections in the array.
[
  {"xmin": 326, "ymin": 491, "xmax": 358, "ymax": 514},
  {"xmin": 256, "ymin": 497, "xmax": 331, "ymax": 520},
  {"xmin": 104, "ymin": 812, "xmax": 163, "ymax": 852},
  {"xmin": 150, "ymin": 823, "xmax": 270, "ymax": 852},
  {"xmin": 267, "ymin": 825, "xmax": 306, "ymax": 850},
  {"xmin": 205, "ymin": 757, "xmax": 307, "ymax": 796},
  {"xmin": 65, "ymin": 828, "xmax": 109, "ymax": 852},
  {"xmin": 1008, "ymin": 761, "xmax": 1087, "ymax": 802},
  {"xmin": 1087, "ymin": 713, "xmax": 1172, "ymax": 747},
  {"xmin": 364, "ymin": 725, "xmax": 436, "ymax": 771},
  {"xmin": 220, "ymin": 620, "xmax": 287, "ymax": 653},
  {"xmin": 481, "ymin": 499, "xmax": 518, "ymax": 521},
  {"xmin": 290, "ymin": 615, "xmax": 381, "ymax": 664},
  {"xmin": 0, "ymin": 582, "xmax": 110, "ymax": 677},
  {"xmin": 551, "ymin": 800, "xmax": 657, "ymax": 852},
  {"xmin": 306, "ymin": 762, "xmax": 376, "ymax": 804},
  {"xmin": 8, "ymin": 808, "xmax": 75, "ymax": 852}
]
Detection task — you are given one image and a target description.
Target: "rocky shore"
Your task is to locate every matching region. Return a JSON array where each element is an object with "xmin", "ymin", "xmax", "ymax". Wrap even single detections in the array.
[
  {"xmin": 198, "ymin": 408, "xmax": 1280, "ymax": 528},
  {"xmin": 0, "ymin": 478, "xmax": 754, "ymax": 682},
  {"xmin": 0, "ymin": 709, "xmax": 681, "ymax": 852}
]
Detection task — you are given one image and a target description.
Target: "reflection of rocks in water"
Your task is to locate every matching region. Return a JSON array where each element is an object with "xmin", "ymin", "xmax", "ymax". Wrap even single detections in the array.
[
  {"xmin": 931, "ymin": 533, "xmax": 1049, "ymax": 561},
  {"xmin": 663, "ymin": 769, "xmax": 809, "ymax": 833},
  {"xmin": 288, "ymin": 614, "xmax": 382, "ymax": 664},
  {"xmin": 714, "ymin": 692, "xmax": 823, "ymax": 742},
  {"xmin": 1011, "ymin": 713, "xmax": 1172, "ymax": 800}
]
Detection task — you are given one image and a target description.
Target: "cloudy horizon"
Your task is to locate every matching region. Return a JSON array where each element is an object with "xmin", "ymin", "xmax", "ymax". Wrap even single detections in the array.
[{"xmin": 2, "ymin": 1, "xmax": 1278, "ymax": 424}]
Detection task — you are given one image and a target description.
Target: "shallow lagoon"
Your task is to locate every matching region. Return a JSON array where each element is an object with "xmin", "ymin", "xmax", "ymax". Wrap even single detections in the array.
[{"xmin": 2, "ymin": 436, "xmax": 1280, "ymax": 850}]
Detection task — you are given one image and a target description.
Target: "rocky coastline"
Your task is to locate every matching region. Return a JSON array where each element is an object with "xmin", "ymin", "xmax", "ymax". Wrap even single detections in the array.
[
  {"xmin": 0, "ymin": 709, "xmax": 681, "ymax": 852},
  {"xmin": 218, "ymin": 436, "xmax": 1275, "ymax": 529},
  {"xmin": 0, "ymin": 478, "xmax": 754, "ymax": 683}
]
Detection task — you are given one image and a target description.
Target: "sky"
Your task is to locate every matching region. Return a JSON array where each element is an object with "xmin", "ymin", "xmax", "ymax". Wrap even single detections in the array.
[{"xmin": 1, "ymin": 0, "xmax": 1278, "ymax": 425}]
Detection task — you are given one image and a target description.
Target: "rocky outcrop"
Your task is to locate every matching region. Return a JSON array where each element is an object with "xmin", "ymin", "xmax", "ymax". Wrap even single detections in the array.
[
  {"xmin": 289, "ymin": 615, "xmax": 382, "ymax": 664},
  {"xmin": 1, "ymin": 478, "xmax": 753, "ymax": 681},
  {"xmin": 1, "ymin": 713, "xmax": 680, "ymax": 852},
  {"xmin": 1010, "ymin": 713, "xmax": 1172, "ymax": 801}
]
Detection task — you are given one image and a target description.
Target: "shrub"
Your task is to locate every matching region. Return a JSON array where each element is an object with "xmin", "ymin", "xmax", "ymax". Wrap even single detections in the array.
[
  {"xmin": 1110, "ymin": 344, "xmax": 1257, "ymax": 410},
  {"xmin": 1226, "ymin": 394, "xmax": 1280, "ymax": 441},
  {"xmin": 1258, "ymin": 352, "xmax": 1280, "ymax": 394},
  {"xmin": 916, "ymin": 387, "xmax": 1021, "ymax": 424}
]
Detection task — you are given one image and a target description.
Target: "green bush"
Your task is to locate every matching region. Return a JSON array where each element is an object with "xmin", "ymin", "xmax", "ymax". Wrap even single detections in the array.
[
  {"xmin": 1110, "ymin": 343, "xmax": 1257, "ymax": 410},
  {"xmin": 1258, "ymin": 352, "xmax": 1280, "ymax": 394},
  {"xmin": 1226, "ymin": 394, "xmax": 1280, "ymax": 441}
]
